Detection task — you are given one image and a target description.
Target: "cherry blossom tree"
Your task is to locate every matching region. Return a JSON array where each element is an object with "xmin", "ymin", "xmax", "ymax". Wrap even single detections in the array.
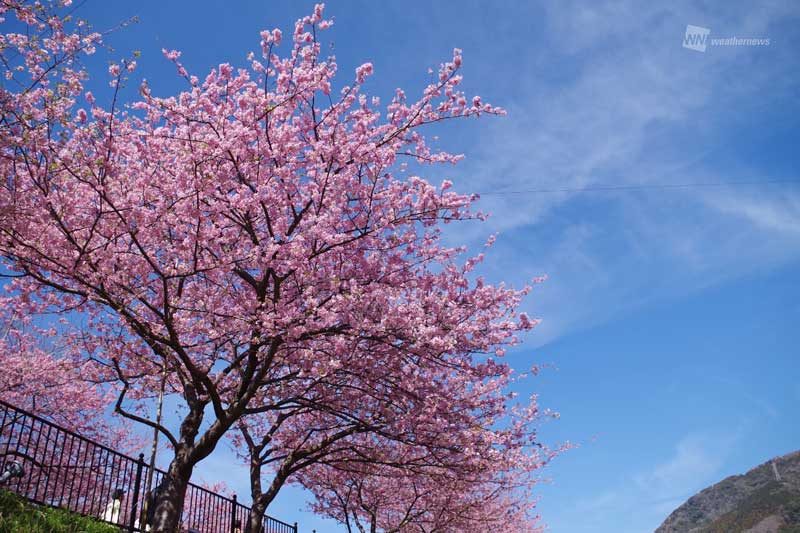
[
  {"xmin": 234, "ymin": 335, "xmax": 559, "ymax": 532},
  {"xmin": 283, "ymin": 363, "xmax": 556, "ymax": 533},
  {"xmin": 1, "ymin": 2, "xmax": 554, "ymax": 530},
  {"xmin": 0, "ymin": 1, "xmax": 136, "ymax": 505},
  {"xmin": 0, "ymin": 314, "xmax": 130, "ymax": 446},
  {"xmin": 0, "ymin": 313, "xmax": 139, "ymax": 518},
  {"xmin": 303, "ymin": 460, "xmax": 545, "ymax": 533}
]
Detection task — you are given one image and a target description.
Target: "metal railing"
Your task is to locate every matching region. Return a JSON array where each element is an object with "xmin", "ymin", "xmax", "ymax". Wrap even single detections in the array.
[{"xmin": 0, "ymin": 399, "xmax": 297, "ymax": 533}]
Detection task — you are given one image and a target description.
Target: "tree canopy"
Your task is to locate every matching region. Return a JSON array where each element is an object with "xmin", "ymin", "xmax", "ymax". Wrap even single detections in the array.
[{"xmin": 0, "ymin": 2, "xmax": 558, "ymax": 531}]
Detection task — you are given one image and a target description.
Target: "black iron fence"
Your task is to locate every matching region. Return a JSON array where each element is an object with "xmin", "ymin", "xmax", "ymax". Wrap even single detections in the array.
[{"xmin": 0, "ymin": 399, "xmax": 297, "ymax": 533}]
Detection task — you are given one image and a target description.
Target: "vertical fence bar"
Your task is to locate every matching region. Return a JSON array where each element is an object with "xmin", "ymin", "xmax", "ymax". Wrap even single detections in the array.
[
  {"xmin": 128, "ymin": 453, "xmax": 145, "ymax": 532},
  {"xmin": 43, "ymin": 421, "xmax": 61, "ymax": 504},
  {"xmin": 20, "ymin": 412, "xmax": 36, "ymax": 497},
  {"xmin": 230, "ymin": 493, "xmax": 238, "ymax": 533},
  {"xmin": 82, "ymin": 444, "xmax": 97, "ymax": 516}
]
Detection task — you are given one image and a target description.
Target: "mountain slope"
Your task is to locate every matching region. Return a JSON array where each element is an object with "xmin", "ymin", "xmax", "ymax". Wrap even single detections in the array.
[{"xmin": 656, "ymin": 450, "xmax": 800, "ymax": 532}]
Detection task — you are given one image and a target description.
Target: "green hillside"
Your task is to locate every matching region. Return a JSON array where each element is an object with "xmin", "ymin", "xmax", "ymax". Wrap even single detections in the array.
[
  {"xmin": 699, "ymin": 482, "xmax": 800, "ymax": 532},
  {"xmin": 0, "ymin": 489, "xmax": 118, "ymax": 533},
  {"xmin": 657, "ymin": 450, "xmax": 800, "ymax": 532}
]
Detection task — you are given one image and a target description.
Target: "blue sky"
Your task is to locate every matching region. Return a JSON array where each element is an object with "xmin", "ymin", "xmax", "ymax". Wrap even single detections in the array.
[{"xmin": 70, "ymin": 1, "xmax": 800, "ymax": 531}]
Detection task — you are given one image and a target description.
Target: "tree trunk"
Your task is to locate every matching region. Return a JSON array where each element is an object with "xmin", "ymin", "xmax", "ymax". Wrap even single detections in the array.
[
  {"xmin": 247, "ymin": 458, "xmax": 266, "ymax": 533},
  {"xmin": 248, "ymin": 457, "xmax": 294, "ymax": 533},
  {"xmin": 149, "ymin": 455, "xmax": 193, "ymax": 532},
  {"xmin": 248, "ymin": 498, "xmax": 268, "ymax": 533},
  {"xmin": 147, "ymin": 386, "xmax": 228, "ymax": 532}
]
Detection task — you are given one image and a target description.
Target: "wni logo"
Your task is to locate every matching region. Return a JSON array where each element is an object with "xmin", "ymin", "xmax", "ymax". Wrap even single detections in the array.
[{"xmin": 683, "ymin": 25, "xmax": 711, "ymax": 52}]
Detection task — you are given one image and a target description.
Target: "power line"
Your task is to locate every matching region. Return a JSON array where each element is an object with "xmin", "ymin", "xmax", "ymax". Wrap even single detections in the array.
[{"xmin": 477, "ymin": 178, "xmax": 800, "ymax": 196}]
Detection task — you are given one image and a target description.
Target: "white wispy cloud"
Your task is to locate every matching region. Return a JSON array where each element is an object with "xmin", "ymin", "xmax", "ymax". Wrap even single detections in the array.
[
  {"xmin": 440, "ymin": 0, "xmax": 800, "ymax": 344},
  {"xmin": 634, "ymin": 430, "xmax": 738, "ymax": 499},
  {"xmin": 567, "ymin": 429, "xmax": 742, "ymax": 533}
]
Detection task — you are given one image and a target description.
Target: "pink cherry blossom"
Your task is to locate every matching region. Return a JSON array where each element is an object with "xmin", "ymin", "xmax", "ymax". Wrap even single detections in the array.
[{"xmin": 0, "ymin": 2, "xmax": 551, "ymax": 531}]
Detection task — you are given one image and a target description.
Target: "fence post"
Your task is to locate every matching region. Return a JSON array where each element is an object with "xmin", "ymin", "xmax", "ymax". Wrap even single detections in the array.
[
  {"xmin": 230, "ymin": 493, "xmax": 238, "ymax": 533},
  {"xmin": 128, "ymin": 453, "xmax": 145, "ymax": 533},
  {"xmin": 294, "ymin": 521, "xmax": 298, "ymax": 533}
]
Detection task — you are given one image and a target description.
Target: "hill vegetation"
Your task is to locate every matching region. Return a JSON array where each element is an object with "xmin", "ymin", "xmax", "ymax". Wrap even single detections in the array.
[{"xmin": 657, "ymin": 450, "xmax": 800, "ymax": 532}]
